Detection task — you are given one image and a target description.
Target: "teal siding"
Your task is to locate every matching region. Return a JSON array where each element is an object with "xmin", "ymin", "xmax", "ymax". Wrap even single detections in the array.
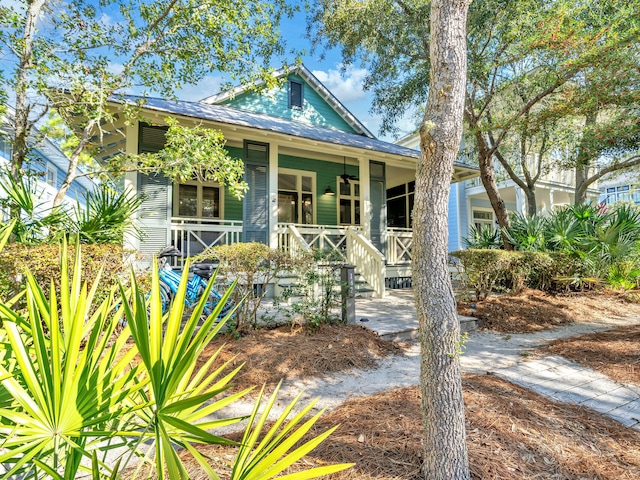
[
  {"xmin": 279, "ymin": 154, "xmax": 358, "ymax": 226},
  {"xmin": 221, "ymin": 74, "xmax": 358, "ymax": 134},
  {"xmin": 224, "ymin": 145, "xmax": 244, "ymax": 221}
]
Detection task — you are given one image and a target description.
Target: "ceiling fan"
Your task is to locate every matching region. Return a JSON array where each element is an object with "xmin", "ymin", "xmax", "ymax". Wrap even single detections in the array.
[{"xmin": 339, "ymin": 157, "xmax": 359, "ymax": 185}]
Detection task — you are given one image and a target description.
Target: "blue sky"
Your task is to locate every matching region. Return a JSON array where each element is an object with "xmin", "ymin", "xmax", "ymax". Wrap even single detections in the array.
[{"xmin": 175, "ymin": 4, "xmax": 415, "ymax": 142}]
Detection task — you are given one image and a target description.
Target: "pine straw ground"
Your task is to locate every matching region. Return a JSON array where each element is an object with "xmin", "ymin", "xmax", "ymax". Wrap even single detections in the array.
[{"xmin": 168, "ymin": 291, "xmax": 640, "ymax": 479}]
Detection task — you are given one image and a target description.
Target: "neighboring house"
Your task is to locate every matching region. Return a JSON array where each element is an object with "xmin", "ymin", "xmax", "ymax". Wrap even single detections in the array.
[
  {"xmin": 71, "ymin": 64, "xmax": 478, "ymax": 296},
  {"xmin": 0, "ymin": 111, "xmax": 96, "ymax": 212},
  {"xmin": 599, "ymin": 172, "xmax": 640, "ymax": 206},
  {"xmin": 395, "ymin": 133, "xmax": 600, "ymax": 251}
]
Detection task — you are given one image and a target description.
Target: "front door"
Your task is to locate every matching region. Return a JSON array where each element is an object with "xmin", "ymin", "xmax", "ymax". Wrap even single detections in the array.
[
  {"xmin": 370, "ymin": 160, "xmax": 387, "ymax": 255},
  {"xmin": 243, "ymin": 142, "xmax": 269, "ymax": 244}
]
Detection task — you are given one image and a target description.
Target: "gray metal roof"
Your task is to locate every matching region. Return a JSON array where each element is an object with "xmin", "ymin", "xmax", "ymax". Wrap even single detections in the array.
[{"xmin": 117, "ymin": 95, "xmax": 417, "ymax": 160}]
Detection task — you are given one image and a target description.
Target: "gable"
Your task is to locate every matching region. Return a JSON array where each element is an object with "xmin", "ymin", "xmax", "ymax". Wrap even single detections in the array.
[{"xmin": 217, "ymin": 74, "xmax": 360, "ymax": 135}]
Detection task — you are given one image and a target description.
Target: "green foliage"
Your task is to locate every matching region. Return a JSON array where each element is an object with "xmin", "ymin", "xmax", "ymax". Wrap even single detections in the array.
[
  {"xmin": 0, "ymin": 243, "xmax": 351, "ymax": 479},
  {"xmin": 502, "ymin": 213, "xmax": 549, "ymax": 251},
  {"xmin": 277, "ymin": 249, "xmax": 345, "ymax": 327},
  {"xmin": 74, "ymin": 186, "xmax": 143, "ymax": 244},
  {"xmin": 196, "ymin": 242, "xmax": 293, "ymax": 332},
  {"xmin": 463, "ymin": 224, "xmax": 502, "ymax": 249},
  {"xmin": 0, "ymin": 242, "xmax": 128, "ymax": 304},
  {"xmin": 131, "ymin": 117, "xmax": 248, "ymax": 200}
]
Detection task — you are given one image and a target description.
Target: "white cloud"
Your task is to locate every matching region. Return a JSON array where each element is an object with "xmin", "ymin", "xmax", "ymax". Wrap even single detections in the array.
[{"xmin": 312, "ymin": 66, "xmax": 368, "ymax": 104}]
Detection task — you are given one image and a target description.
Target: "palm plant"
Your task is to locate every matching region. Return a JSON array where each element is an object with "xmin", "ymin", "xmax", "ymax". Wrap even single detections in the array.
[
  {"xmin": 0, "ymin": 173, "xmax": 71, "ymax": 244},
  {"xmin": 0, "ymin": 242, "xmax": 352, "ymax": 479},
  {"xmin": 74, "ymin": 185, "xmax": 144, "ymax": 244},
  {"xmin": 502, "ymin": 213, "xmax": 548, "ymax": 251},
  {"xmin": 463, "ymin": 224, "xmax": 502, "ymax": 249}
]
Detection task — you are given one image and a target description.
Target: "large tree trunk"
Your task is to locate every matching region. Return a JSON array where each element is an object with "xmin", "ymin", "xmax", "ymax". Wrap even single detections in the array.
[
  {"xmin": 413, "ymin": 0, "xmax": 470, "ymax": 478},
  {"xmin": 525, "ymin": 186, "xmax": 537, "ymax": 216}
]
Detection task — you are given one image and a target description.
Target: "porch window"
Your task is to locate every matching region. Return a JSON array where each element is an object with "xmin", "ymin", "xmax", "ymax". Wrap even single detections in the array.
[
  {"xmin": 45, "ymin": 163, "xmax": 57, "ymax": 187},
  {"xmin": 278, "ymin": 169, "xmax": 315, "ymax": 224},
  {"xmin": 338, "ymin": 180, "xmax": 360, "ymax": 225},
  {"xmin": 472, "ymin": 208, "xmax": 494, "ymax": 231},
  {"xmin": 386, "ymin": 181, "xmax": 415, "ymax": 228},
  {"xmin": 174, "ymin": 181, "xmax": 222, "ymax": 219}
]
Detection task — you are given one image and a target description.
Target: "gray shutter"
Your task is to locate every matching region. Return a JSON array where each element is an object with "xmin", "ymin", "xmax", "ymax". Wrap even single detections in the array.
[
  {"xmin": 138, "ymin": 173, "xmax": 171, "ymax": 254},
  {"xmin": 243, "ymin": 142, "xmax": 269, "ymax": 244},
  {"xmin": 369, "ymin": 161, "xmax": 387, "ymax": 255}
]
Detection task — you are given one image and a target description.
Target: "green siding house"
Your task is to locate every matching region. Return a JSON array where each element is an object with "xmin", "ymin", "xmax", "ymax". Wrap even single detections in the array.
[{"xmin": 95, "ymin": 65, "xmax": 477, "ymax": 296}]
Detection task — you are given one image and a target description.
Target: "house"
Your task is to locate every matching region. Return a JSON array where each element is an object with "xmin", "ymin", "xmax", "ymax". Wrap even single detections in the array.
[
  {"xmin": 599, "ymin": 172, "xmax": 640, "ymax": 206},
  {"xmin": 0, "ymin": 109, "xmax": 96, "ymax": 211},
  {"xmin": 76, "ymin": 65, "xmax": 479, "ymax": 296},
  {"xmin": 396, "ymin": 133, "xmax": 600, "ymax": 251}
]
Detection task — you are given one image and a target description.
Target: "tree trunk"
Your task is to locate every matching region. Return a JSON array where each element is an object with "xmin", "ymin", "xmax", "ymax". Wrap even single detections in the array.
[
  {"xmin": 413, "ymin": 0, "xmax": 470, "ymax": 478},
  {"xmin": 574, "ymin": 164, "xmax": 590, "ymax": 205},
  {"xmin": 53, "ymin": 121, "xmax": 95, "ymax": 207},
  {"xmin": 475, "ymin": 133, "xmax": 512, "ymax": 249},
  {"xmin": 525, "ymin": 186, "xmax": 537, "ymax": 216}
]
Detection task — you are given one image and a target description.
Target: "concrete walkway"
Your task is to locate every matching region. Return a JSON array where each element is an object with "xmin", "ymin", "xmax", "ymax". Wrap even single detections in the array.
[{"xmin": 351, "ymin": 289, "xmax": 640, "ymax": 431}]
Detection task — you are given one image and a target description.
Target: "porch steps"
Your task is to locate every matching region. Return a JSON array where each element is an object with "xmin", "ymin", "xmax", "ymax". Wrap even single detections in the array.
[{"xmin": 273, "ymin": 268, "xmax": 376, "ymax": 302}]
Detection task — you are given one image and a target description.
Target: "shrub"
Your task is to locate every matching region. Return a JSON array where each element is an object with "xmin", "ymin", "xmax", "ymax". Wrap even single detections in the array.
[
  {"xmin": 451, "ymin": 249, "xmax": 587, "ymax": 299},
  {"xmin": 0, "ymin": 242, "xmax": 130, "ymax": 304},
  {"xmin": 196, "ymin": 242, "xmax": 294, "ymax": 331}
]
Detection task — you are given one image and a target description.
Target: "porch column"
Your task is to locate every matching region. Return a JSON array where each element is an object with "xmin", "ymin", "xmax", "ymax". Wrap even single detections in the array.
[
  {"xmin": 515, "ymin": 186, "xmax": 526, "ymax": 216},
  {"xmin": 548, "ymin": 189, "xmax": 555, "ymax": 214},
  {"xmin": 268, "ymin": 141, "xmax": 279, "ymax": 249},
  {"xmin": 358, "ymin": 156, "xmax": 371, "ymax": 238},
  {"xmin": 123, "ymin": 122, "xmax": 140, "ymax": 252}
]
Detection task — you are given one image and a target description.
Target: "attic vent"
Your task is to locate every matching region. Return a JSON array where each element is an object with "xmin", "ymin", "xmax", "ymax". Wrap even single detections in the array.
[
  {"xmin": 288, "ymin": 80, "xmax": 303, "ymax": 110},
  {"xmin": 138, "ymin": 124, "xmax": 168, "ymax": 154}
]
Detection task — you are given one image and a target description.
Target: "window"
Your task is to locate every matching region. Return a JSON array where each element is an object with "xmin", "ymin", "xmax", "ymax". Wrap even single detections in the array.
[
  {"xmin": 0, "ymin": 134, "xmax": 11, "ymax": 160},
  {"xmin": 386, "ymin": 181, "xmax": 415, "ymax": 228},
  {"xmin": 605, "ymin": 185, "xmax": 639, "ymax": 204},
  {"xmin": 338, "ymin": 180, "xmax": 360, "ymax": 225},
  {"xmin": 472, "ymin": 209, "xmax": 494, "ymax": 231},
  {"xmin": 277, "ymin": 169, "xmax": 315, "ymax": 224},
  {"xmin": 173, "ymin": 181, "xmax": 222, "ymax": 219},
  {"xmin": 288, "ymin": 80, "xmax": 303, "ymax": 110},
  {"xmin": 45, "ymin": 164, "xmax": 57, "ymax": 187}
]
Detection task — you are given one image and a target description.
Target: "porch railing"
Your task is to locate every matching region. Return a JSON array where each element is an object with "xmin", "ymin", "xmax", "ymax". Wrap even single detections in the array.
[
  {"xmin": 276, "ymin": 223, "xmax": 361, "ymax": 260},
  {"xmin": 347, "ymin": 228, "xmax": 386, "ymax": 297},
  {"xmin": 277, "ymin": 224, "xmax": 312, "ymax": 255},
  {"xmin": 387, "ymin": 227, "xmax": 413, "ymax": 264},
  {"xmin": 170, "ymin": 218, "xmax": 243, "ymax": 258}
]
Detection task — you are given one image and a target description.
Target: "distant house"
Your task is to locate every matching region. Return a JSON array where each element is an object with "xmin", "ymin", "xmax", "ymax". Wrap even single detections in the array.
[
  {"xmin": 395, "ymin": 133, "xmax": 600, "ymax": 251},
  {"xmin": 0, "ymin": 110, "xmax": 96, "ymax": 211},
  {"xmin": 66, "ymin": 64, "xmax": 478, "ymax": 296},
  {"xmin": 599, "ymin": 172, "xmax": 640, "ymax": 206}
]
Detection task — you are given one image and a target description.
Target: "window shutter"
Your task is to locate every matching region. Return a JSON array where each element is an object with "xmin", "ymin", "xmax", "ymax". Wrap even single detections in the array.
[
  {"xmin": 289, "ymin": 81, "xmax": 303, "ymax": 109},
  {"xmin": 243, "ymin": 142, "xmax": 269, "ymax": 244},
  {"xmin": 138, "ymin": 173, "xmax": 171, "ymax": 254},
  {"xmin": 139, "ymin": 124, "xmax": 168, "ymax": 153}
]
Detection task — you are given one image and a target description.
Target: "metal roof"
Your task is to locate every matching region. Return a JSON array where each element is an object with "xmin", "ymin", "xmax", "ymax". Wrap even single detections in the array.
[{"xmin": 117, "ymin": 94, "xmax": 477, "ymax": 175}]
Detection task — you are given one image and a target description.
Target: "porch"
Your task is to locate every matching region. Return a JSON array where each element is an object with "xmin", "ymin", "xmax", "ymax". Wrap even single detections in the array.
[{"xmin": 169, "ymin": 219, "xmax": 414, "ymax": 297}]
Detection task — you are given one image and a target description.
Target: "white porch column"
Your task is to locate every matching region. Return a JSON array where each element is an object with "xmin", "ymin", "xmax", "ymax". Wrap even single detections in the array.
[
  {"xmin": 268, "ymin": 141, "xmax": 279, "ymax": 249},
  {"xmin": 123, "ymin": 122, "xmax": 140, "ymax": 252},
  {"xmin": 548, "ymin": 189, "xmax": 555, "ymax": 214},
  {"xmin": 515, "ymin": 186, "xmax": 526, "ymax": 216},
  {"xmin": 358, "ymin": 157, "xmax": 371, "ymax": 239}
]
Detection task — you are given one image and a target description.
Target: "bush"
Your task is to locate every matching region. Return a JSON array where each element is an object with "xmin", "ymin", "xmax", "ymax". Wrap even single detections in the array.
[
  {"xmin": 196, "ymin": 242, "xmax": 294, "ymax": 331},
  {"xmin": 450, "ymin": 249, "xmax": 585, "ymax": 300},
  {"xmin": 0, "ymin": 243, "xmax": 130, "ymax": 304}
]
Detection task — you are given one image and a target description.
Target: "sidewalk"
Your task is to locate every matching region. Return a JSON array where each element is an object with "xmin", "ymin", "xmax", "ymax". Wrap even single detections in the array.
[{"xmin": 346, "ymin": 289, "xmax": 640, "ymax": 431}]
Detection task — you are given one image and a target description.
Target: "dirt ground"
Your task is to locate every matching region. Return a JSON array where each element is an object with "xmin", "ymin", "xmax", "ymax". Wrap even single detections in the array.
[
  {"xmin": 540, "ymin": 324, "xmax": 640, "ymax": 387},
  {"xmin": 150, "ymin": 290, "xmax": 640, "ymax": 478},
  {"xmin": 457, "ymin": 288, "xmax": 640, "ymax": 333},
  {"xmin": 179, "ymin": 376, "xmax": 640, "ymax": 480}
]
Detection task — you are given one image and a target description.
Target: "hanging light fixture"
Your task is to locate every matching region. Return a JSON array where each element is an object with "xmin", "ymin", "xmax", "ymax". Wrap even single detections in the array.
[{"xmin": 324, "ymin": 185, "xmax": 335, "ymax": 195}]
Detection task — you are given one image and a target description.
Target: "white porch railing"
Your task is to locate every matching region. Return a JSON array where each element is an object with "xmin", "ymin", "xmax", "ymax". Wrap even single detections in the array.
[
  {"xmin": 277, "ymin": 224, "xmax": 312, "ymax": 255},
  {"xmin": 276, "ymin": 223, "xmax": 361, "ymax": 260},
  {"xmin": 387, "ymin": 227, "xmax": 413, "ymax": 264},
  {"xmin": 170, "ymin": 218, "xmax": 243, "ymax": 257},
  {"xmin": 347, "ymin": 228, "xmax": 386, "ymax": 297}
]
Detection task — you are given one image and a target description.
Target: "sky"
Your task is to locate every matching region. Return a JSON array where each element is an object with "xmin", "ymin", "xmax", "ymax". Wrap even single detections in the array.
[{"xmin": 174, "ymin": 4, "xmax": 415, "ymax": 143}]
